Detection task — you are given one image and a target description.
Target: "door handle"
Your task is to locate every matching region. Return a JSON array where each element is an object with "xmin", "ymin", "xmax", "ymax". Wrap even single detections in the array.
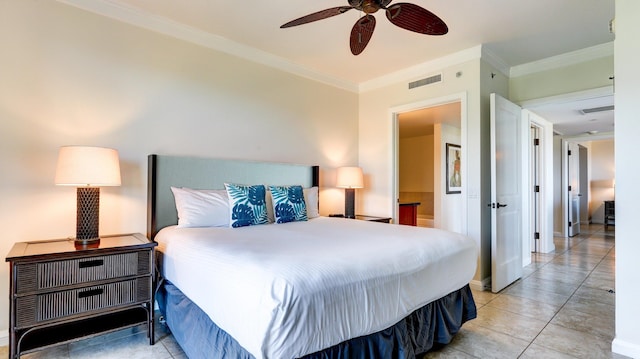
[{"xmin": 487, "ymin": 203, "xmax": 508, "ymax": 208}]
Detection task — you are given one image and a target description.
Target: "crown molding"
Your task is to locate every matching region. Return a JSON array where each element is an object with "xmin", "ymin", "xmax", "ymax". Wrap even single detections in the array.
[
  {"xmin": 481, "ymin": 47, "xmax": 510, "ymax": 77},
  {"xmin": 57, "ymin": 0, "xmax": 359, "ymax": 93},
  {"xmin": 510, "ymin": 42, "xmax": 614, "ymax": 78},
  {"xmin": 359, "ymin": 45, "xmax": 483, "ymax": 92}
]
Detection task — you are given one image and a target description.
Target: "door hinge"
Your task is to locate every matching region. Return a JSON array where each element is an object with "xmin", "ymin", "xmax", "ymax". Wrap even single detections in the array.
[
  {"xmin": 535, "ymin": 185, "xmax": 540, "ymax": 193},
  {"xmin": 569, "ymin": 221, "xmax": 572, "ymax": 227},
  {"xmin": 534, "ymin": 138, "xmax": 540, "ymax": 146},
  {"xmin": 568, "ymin": 150, "xmax": 572, "ymax": 156},
  {"xmin": 568, "ymin": 185, "xmax": 572, "ymax": 191},
  {"xmin": 534, "ymin": 232, "xmax": 540, "ymax": 240}
]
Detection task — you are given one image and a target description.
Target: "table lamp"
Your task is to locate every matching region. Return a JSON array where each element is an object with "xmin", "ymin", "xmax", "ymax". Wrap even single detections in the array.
[
  {"xmin": 55, "ymin": 146, "xmax": 121, "ymax": 244},
  {"xmin": 336, "ymin": 166, "xmax": 364, "ymax": 219}
]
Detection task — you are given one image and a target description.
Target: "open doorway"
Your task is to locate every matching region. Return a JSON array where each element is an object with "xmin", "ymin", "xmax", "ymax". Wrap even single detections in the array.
[
  {"xmin": 562, "ymin": 137, "xmax": 615, "ymax": 234},
  {"xmin": 521, "ymin": 86, "xmax": 614, "ymax": 241},
  {"xmin": 392, "ymin": 95, "xmax": 464, "ymax": 234}
]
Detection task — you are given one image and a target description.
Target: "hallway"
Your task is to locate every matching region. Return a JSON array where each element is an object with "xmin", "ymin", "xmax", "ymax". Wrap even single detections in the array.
[{"xmin": 427, "ymin": 224, "xmax": 625, "ymax": 358}]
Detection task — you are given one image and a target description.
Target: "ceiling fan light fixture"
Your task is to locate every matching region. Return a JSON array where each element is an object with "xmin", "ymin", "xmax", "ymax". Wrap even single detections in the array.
[{"xmin": 281, "ymin": 0, "xmax": 448, "ymax": 55}]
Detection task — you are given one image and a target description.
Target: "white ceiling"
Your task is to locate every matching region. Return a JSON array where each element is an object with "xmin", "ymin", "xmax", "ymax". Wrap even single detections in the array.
[{"xmin": 64, "ymin": 0, "xmax": 616, "ymax": 136}]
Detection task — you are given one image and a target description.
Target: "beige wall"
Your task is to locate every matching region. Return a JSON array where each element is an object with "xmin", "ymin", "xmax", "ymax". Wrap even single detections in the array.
[
  {"xmin": 588, "ymin": 139, "xmax": 615, "ymax": 223},
  {"xmin": 0, "ymin": 0, "xmax": 358, "ymax": 335},
  {"xmin": 399, "ymin": 135, "xmax": 434, "ymax": 192},
  {"xmin": 510, "ymin": 55, "xmax": 614, "ymax": 103}
]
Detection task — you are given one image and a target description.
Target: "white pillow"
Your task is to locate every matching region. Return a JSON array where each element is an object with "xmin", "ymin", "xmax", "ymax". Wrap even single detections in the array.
[
  {"xmin": 171, "ymin": 187, "xmax": 230, "ymax": 228},
  {"xmin": 304, "ymin": 186, "xmax": 319, "ymax": 218}
]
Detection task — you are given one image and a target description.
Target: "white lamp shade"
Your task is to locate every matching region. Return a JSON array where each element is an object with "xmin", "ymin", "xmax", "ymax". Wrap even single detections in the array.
[
  {"xmin": 336, "ymin": 166, "xmax": 364, "ymax": 189},
  {"xmin": 55, "ymin": 146, "xmax": 121, "ymax": 186}
]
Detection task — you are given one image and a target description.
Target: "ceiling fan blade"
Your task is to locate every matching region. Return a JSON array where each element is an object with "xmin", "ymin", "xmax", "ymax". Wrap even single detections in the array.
[
  {"xmin": 350, "ymin": 15, "xmax": 376, "ymax": 55},
  {"xmin": 385, "ymin": 3, "xmax": 448, "ymax": 35},
  {"xmin": 281, "ymin": 7, "xmax": 353, "ymax": 28}
]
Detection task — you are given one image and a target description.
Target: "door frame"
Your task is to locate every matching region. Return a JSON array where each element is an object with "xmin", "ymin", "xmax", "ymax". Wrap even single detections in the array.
[
  {"xmin": 525, "ymin": 110, "xmax": 555, "ymax": 254},
  {"xmin": 390, "ymin": 92, "xmax": 468, "ymax": 235}
]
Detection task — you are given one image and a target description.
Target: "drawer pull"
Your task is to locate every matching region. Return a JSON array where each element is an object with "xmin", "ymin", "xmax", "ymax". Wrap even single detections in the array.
[
  {"xmin": 78, "ymin": 259, "xmax": 104, "ymax": 269},
  {"xmin": 78, "ymin": 288, "xmax": 104, "ymax": 298}
]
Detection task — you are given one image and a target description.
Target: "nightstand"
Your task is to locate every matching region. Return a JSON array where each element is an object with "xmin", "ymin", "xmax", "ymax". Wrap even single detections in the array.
[
  {"xmin": 354, "ymin": 215, "xmax": 392, "ymax": 223},
  {"xmin": 5, "ymin": 233, "xmax": 157, "ymax": 359}
]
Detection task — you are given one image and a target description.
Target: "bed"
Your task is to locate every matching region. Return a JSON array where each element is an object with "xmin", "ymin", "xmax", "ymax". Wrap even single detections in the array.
[{"xmin": 147, "ymin": 154, "xmax": 477, "ymax": 359}]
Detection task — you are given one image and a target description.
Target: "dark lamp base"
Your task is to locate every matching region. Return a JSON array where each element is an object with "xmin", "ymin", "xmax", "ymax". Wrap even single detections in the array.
[
  {"xmin": 344, "ymin": 188, "xmax": 355, "ymax": 219},
  {"xmin": 76, "ymin": 187, "xmax": 100, "ymax": 243}
]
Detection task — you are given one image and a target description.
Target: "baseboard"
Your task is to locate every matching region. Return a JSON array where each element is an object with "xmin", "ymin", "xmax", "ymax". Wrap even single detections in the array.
[
  {"xmin": 0, "ymin": 329, "xmax": 8, "ymax": 347},
  {"xmin": 612, "ymin": 337, "xmax": 640, "ymax": 358},
  {"xmin": 469, "ymin": 277, "xmax": 491, "ymax": 291}
]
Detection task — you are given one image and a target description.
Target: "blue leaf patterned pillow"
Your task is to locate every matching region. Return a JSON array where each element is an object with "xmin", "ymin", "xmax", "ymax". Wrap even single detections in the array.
[
  {"xmin": 224, "ymin": 183, "xmax": 269, "ymax": 228},
  {"xmin": 269, "ymin": 185, "xmax": 308, "ymax": 224}
]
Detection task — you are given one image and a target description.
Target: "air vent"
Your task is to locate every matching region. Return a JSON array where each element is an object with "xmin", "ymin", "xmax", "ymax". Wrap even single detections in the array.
[
  {"xmin": 408, "ymin": 74, "xmax": 442, "ymax": 89},
  {"xmin": 580, "ymin": 105, "xmax": 614, "ymax": 114}
]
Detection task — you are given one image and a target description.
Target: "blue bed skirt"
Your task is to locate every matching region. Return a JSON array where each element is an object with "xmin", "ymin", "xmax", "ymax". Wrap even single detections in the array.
[{"xmin": 157, "ymin": 281, "xmax": 476, "ymax": 359}]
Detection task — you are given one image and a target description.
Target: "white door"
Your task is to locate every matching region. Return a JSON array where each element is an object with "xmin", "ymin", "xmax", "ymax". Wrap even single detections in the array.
[
  {"xmin": 490, "ymin": 93, "xmax": 524, "ymax": 293},
  {"xmin": 567, "ymin": 142, "xmax": 580, "ymax": 236}
]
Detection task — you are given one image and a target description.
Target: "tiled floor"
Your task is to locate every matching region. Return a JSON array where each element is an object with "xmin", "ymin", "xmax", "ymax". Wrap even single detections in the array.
[
  {"xmin": 426, "ymin": 223, "xmax": 624, "ymax": 359},
  {"xmin": 1, "ymin": 224, "xmax": 625, "ymax": 358}
]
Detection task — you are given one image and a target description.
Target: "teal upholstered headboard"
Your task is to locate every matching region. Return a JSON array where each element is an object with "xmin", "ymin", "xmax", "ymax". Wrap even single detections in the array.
[{"xmin": 147, "ymin": 154, "xmax": 319, "ymax": 240}]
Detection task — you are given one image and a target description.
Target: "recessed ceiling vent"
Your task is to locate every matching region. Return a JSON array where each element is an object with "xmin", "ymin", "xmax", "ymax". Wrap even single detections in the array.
[
  {"xmin": 408, "ymin": 73, "xmax": 442, "ymax": 89},
  {"xmin": 580, "ymin": 105, "xmax": 614, "ymax": 114}
]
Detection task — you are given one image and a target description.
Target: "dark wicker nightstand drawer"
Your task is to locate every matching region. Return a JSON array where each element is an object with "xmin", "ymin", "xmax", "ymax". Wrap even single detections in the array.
[
  {"xmin": 15, "ymin": 277, "xmax": 151, "ymax": 329},
  {"xmin": 15, "ymin": 250, "xmax": 151, "ymax": 294}
]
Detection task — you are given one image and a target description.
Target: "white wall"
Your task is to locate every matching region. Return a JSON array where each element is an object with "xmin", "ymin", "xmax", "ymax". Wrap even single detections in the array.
[
  {"xmin": 436, "ymin": 124, "xmax": 463, "ymax": 233},
  {"xmin": 0, "ymin": 0, "xmax": 359, "ymax": 336},
  {"xmin": 613, "ymin": 1, "xmax": 640, "ymax": 357}
]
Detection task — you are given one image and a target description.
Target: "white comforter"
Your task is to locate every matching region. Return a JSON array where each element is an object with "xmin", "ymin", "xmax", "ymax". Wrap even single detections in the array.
[{"xmin": 155, "ymin": 217, "xmax": 477, "ymax": 359}]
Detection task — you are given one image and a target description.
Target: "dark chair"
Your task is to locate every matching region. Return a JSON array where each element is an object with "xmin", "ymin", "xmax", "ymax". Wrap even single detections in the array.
[{"xmin": 604, "ymin": 200, "xmax": 615, "ymax": 229}]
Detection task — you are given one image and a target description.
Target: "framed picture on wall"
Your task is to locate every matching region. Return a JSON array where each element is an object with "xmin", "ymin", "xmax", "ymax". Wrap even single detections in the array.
[{"xmin": 446, "ymin": 143, "xmax": 462, "ymax": 194}]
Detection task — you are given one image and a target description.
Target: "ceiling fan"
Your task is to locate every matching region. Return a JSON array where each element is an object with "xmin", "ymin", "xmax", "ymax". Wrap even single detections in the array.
[{"xmin": 280, "ymin": 0, "xmax": 448, "ymax": 55}]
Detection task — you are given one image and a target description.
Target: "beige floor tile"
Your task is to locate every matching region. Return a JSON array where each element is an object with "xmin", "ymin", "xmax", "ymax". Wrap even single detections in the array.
[
  {"xmin": 519, "ymin": 343, "xmax": 579, "ymax": 359},
  {"xmin": 472, "ymin": 306, "xmax": 548, "ymax": 342},
  {"xmin": 423, "ymin": 345, "xmax": 479, "ymax": 358},
  {"xmin": 551, "ymin": 306, "xmax": 615, "ymax": 341},
  {"xmin": 572, "ymin": 285, "xmax": 616, "ymax": 306},
  {"xmin": 444, "ymin": 323, "xmax": 530, "ymax": 359},
  {"xmin": 470, "ymin": 288, "xmax": 498, "ymax": 306},
  {"xmin": 69, "ymin": 331, "xmax": 172, "ymax": 359},
  {"xmin": 533, "ymin": 323, "xmax": 616, "ymax": 359},
  {"xmin": 502, "ymin": 282, "xmax": 571, "ymax": 306},
  {"xmin": 564, "ymin": 296, "xmax": 615, "ymax": 318},
  {"xmin": 486, "ymin": 293, "xmax": 561, "ymax": 322},
  {"xmin": 517, "ymin": 276, "xmax": 580, "ymax": 297}
]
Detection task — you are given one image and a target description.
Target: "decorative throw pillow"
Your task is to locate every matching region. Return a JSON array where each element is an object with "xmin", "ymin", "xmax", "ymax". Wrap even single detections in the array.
[
  {"xmin": 269, "ymin": 185, "xmax": 308, "ymax": 224},
  {"xmin": 224, "ymin": 183, "xmax": 269, "ymax": 228}
]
